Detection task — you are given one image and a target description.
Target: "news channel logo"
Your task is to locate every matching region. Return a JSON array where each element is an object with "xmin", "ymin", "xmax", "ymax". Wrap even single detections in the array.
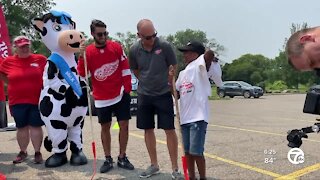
[{"xmin": 287, "ymin": 148, "xmax": 304, "ymax": 165}]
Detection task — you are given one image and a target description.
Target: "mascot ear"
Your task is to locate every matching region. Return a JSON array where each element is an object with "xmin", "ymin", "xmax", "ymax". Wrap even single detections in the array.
[
  {"xmin": 71, "ymin": 21, "xmax": 76, "ymax": 29},
  {"xmin": 32, "ymin": 18, "xmax": 47, "ymax": 36}
]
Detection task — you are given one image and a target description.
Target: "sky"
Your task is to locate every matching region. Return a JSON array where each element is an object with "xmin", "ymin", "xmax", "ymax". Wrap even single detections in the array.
[{"xmin": 53, "ymin": 0, "xmax": 319, "ymax": 63}]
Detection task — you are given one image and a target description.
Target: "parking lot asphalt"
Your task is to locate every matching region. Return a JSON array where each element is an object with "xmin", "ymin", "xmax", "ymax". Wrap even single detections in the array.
[{"xmin": 1, "ymin": 94, "xmax": 320, "ymax": 179}]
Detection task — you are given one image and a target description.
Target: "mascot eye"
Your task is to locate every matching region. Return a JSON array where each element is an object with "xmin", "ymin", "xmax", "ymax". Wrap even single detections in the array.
[{"xmin": 53, "ymin": 24, "xmax": 62, "ymax": 32}]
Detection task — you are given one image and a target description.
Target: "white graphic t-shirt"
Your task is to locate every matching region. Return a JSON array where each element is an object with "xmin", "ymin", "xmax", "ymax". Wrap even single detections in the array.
[{"xmin": 176, "ymin": 55, "xmax": 211, "ymax": 125}]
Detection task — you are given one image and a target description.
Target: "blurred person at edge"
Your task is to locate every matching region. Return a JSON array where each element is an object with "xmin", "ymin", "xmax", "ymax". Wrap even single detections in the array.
[{"xmin": 287, "ymin": 26, "xmax": 320, "ymax": 71}]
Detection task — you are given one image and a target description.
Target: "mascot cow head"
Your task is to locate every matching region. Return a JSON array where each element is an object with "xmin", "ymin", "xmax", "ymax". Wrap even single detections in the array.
[{"xmin": 32, "ymin": 10, "xmax": 84, "ymax": 53}]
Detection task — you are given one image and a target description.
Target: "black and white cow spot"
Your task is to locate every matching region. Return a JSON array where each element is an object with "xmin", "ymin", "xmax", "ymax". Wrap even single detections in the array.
[
  {"xmin": 65, "ymin": 87, "xmax": 78, "ymax": 108},
  {"xmin": 58, "ymin": 139, "xmax": 67, "ymax": 150},
  {"xmin": 60, "ymin": 103, "xmax": 73, "ymax": 117},
  {"xmin": 58, "ymin": 71, "xmax": 64, "ymax": 80},
  {"xmin": 77, "ymin": 79, "xmax": 88, "ymax": 107},
  {"xmin": 44, "ymin": 136, "xmax": 53, "ymax": 152},
  {"xmin": 80, "ymin": 79, "xmax": 86, "ymax": 87},
  {"xmin": 48, "ymin": 88, "xmax": 64, "ymax": 101},
  {"xmin": 73, "ymin": 116, "xmax": 83, "ymax": 127},
  {"xmin": 40, "ymin": 96, "xmax": 53, "ymax": 117},
  {"xmin": 77, "ymin": 87, "xmax": 88, "ymax": 107},
  {"xmin": 59, "ymin": 85, "xmax": 67, "ymax": 93},
  {"xmin": 47, "ymin": 61, "xmax": 58, "ymax": 80},
  {"xmin": 70, "ymin": 67, "xmax": 77, "ymax": 75},
  {"xmin": 70, "ymin": 141, "xmax": 79, "ymax": 153},
  {"xmin": 50, "ymin": 120, "xmax": 67, "ymax": 130},
  {"xmin": 80, "ymin": 120, "xmax": 84, "ymax": 129}
]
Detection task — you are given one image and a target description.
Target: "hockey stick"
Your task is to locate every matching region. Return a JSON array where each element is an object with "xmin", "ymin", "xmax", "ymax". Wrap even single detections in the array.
[
  {"xmin": 171, "ymin": 66, "xmax": 189, "ymax": 180},
  {"xmin": 83, "ymin": 51, "xmax": 97, "ymax": 180}
]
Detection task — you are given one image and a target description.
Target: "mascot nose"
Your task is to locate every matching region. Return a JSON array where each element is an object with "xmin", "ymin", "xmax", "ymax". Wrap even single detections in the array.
[{"xmin": 69, "ymin": 31, "xmax": 84, "ymax": 41}]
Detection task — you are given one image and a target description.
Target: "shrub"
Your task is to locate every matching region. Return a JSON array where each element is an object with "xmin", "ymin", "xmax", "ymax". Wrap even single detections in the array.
[{"xmin": 266, "ymin": 80, "xmax": 288, "ymax": 91}]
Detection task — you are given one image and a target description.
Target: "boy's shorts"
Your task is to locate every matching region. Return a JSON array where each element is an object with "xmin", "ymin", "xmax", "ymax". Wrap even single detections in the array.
[
  {"xmin": 181, "ymin": 120, "xmax": 207, "ymax": 156},
  {"xmin": 10, "ymin": 104, "xmax": 44, "ymax": 128}
]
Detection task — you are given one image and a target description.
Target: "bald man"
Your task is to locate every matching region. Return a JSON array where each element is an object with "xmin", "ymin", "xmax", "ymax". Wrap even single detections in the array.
[
  {"xmin": 286, "ymin": 26, "xmax": 320, "ymax": 71},
  {"xmin": 129, "ymin": 19, "xmax": 182, "ymax": 179}
]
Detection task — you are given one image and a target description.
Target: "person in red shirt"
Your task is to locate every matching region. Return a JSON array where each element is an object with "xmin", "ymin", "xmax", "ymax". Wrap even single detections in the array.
[
  {"xmin": 0, "ymin": 36, "xmax": 46, "ymax": 164},
  {"xmin": 77, "ymin": 19, "xmax": 134, "ymax": 173}
]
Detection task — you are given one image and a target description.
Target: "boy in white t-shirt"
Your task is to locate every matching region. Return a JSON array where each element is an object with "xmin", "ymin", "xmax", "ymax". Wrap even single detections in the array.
[{"xmin": 175, "ymin": 41, "xmax": 222, "ymax": 180}]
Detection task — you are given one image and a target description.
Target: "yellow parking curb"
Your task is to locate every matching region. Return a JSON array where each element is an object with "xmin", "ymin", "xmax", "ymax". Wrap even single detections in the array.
[{"xmin": 275, "ymin": 163, "xmax": 320, "ymax": 180}]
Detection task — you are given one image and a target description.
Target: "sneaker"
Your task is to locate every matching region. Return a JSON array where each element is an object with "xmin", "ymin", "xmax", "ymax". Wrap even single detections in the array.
[
  {"xmin": 140, "ymin": 164, "xmax": 160, "ymax": 178},
  {"xmin": 171, "ymin": 169, "xmax": 184, "ymax": 180},
  {"xmin": 100, "ymin": 157, "xmax": 113, "ymax": 173},
  {"xmin": 33, "ymin": 152, "xmax": 43, "ymax": 164},
  {"xmin": 13, "ymin": 151, "xmax": 28, "ymax": 164},
  {"xmin": 117, "ymin": 155, "xmax": 134, "ymax": 170}
]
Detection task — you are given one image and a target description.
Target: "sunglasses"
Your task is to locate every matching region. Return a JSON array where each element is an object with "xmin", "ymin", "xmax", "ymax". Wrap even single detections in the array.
[
  {"xmin": 140, "ymin": 32, "xmax": 157, "ymax": 40},
  {"xmin": 96, "ymin": 31, "xmax": 108, "ymax": 37}
]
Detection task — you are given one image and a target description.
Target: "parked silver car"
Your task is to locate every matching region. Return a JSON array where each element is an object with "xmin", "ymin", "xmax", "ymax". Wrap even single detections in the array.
[{"xmin": 217, "ymin": 81, "xmax": 264, "ymax": 98}]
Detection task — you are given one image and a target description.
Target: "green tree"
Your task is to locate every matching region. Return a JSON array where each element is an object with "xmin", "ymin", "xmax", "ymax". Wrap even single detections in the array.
[
  {"xmin": 266, "ymin": 80, "xmax": 288, "ymax": 91},
  {"xmin": 282, "ymin": 23, "xmax": 308, "ymax": 49},
  {"xmin": 114, "ymin": 31, "xmax": 137, "ymax": 55},
  {"xmin": 166, "ymin": 29, "xmax": 225, "ymax": 73},
  {"xmin": 250, "ymin": 71, "xmax": 263, "ymax": 85},
  {"xmin": 1, "ymin": 0, "xmax": 55, "ymax": 38},
  {"xmin": 223, "ymin": 54, "xmax": 270, "ymax": 85},
  {"xmin": 1, "ymin": 0, "xmax": 55, "ymax": 56}
]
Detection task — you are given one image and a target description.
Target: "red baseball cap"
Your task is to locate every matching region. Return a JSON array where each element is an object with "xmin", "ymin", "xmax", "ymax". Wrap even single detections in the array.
[{"xmin": 13, "ymin": 36, "xmax": 31, "ymax": 47}]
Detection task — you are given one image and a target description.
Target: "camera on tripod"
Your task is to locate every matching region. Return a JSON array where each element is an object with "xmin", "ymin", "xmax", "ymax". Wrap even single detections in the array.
[
  {"xmin": 286, "ymin": 90, "xmax": 320, "ymax": 148},
  {"xmin": 303, "ymin": 89, "xmax": 320, "ymax": 115},
  {"xmin": 287, "ymin": 129, "xmax": 307, "ymax": 148}
]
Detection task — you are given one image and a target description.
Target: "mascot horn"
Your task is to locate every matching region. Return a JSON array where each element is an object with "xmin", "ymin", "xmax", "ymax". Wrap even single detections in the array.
[{"xmin": 32, "ymin": 10, "xmax": 88, "ymax": 168}]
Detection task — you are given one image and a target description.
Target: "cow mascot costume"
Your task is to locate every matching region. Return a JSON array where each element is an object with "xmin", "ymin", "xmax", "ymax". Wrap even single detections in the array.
[{"xmin": 32, "ymin": 10, "xmax": 88, "ymax": 168}]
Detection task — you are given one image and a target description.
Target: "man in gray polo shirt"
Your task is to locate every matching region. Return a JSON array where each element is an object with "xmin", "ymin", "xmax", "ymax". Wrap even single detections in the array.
[{"xmin": 129, "ymin": 19, "xmax": 181, "ymax": 179}]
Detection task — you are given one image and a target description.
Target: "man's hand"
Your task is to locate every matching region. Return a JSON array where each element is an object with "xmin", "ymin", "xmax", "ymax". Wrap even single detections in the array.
[
  {"xmin": 204, "ymin": 49, "xmax": 215, "ymax": 71},
  {"xmin": 168, "ymin": 65, "xmax": 175, "ymax": 86},
  {"xmin": 79, "ymin": 40, "xmax": 86, "ymax": 57},
  {"xmin": 168, "ymin": 65, "xmax": 174, "ymax": 76}
]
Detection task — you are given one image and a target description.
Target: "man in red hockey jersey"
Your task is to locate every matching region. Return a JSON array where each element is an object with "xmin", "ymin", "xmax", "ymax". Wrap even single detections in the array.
[{"xmin": 78, "ymin": 19, "xmax": 134, "ymax": 173}]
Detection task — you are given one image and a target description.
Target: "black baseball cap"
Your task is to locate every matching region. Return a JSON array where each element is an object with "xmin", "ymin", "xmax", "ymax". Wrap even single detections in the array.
[{"xmin": 178, "ymin": 41, "xmax": 205, "ymax": 55}]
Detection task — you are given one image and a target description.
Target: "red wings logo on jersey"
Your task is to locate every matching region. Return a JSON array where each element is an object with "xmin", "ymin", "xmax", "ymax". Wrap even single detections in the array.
[
  {"xmin": 155, "ymin": 49, "xmax": 162, "ymax": 55},
  {"xmin": 30, "ymin": 63, "xmax": 39, "ymax": 67},
  {"xmin": 94, "ymin": 60, "xmax": 119, "ymax": 81}
]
